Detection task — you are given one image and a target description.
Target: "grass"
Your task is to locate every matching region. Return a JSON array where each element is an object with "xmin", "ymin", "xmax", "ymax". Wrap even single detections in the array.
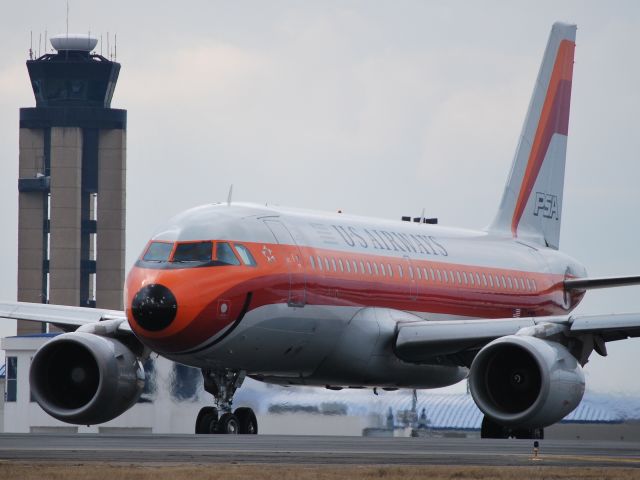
[{"xmin": 0, "ymin": 463, "xmax": 638, "ymax": 480}]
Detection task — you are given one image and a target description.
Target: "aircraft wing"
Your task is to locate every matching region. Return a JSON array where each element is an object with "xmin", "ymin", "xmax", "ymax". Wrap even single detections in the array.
[
  {"xmin": 0, "ymin": 301, "xmax": 131, "ymax": 333},
  {"xmin": 395, "ymin": 311, "xmax": 640, "ymax": 364}
]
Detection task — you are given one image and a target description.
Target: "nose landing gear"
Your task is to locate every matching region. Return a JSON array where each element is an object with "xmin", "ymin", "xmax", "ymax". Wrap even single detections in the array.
[{"xmin": 194, "ymin": 368, "xmax": 258, "ymax": 435}]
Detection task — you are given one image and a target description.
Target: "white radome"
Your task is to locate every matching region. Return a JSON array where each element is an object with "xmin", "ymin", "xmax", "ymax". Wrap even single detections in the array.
[{"xmin": 50, "ymin": 34, "xmax": 98, "ymax": 52}]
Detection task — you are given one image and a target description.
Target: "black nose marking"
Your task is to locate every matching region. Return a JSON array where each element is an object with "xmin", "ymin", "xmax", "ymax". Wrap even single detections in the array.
[{"xmin": 131, "ymin": 284, "xmax": 178, "ymax": 331}]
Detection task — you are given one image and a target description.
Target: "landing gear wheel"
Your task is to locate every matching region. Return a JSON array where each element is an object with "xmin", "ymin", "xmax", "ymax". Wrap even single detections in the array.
[
  {"xmin": 513, "ymin": 427, "xmax": 544, "ymax": 440},
  {"xmin": 480, "ymin": 416, "xmax": 508, "ymax": 439},
  {"xmin": 235, "ymin": 407, "xmax": 258, "ymax": 435},
  {"xmin": 217, "ymin": 412, "xmax": 240, "ymax": 434},
  {"xmin": 195, "ymin": 406, "xmax": 219, "ymax": 434}
]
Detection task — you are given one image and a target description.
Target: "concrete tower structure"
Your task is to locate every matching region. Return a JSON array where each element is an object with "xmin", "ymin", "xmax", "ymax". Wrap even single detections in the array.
[{"xmin": 17, "ymin": 34, "xmax": 126, "ymax": 334}]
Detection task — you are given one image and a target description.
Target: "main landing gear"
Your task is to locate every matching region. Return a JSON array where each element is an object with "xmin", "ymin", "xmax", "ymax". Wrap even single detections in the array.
[
  {"xmin": 195, "ymin": 368, "xmax": 258, "ymax": 435},
  {"xmin": 480, "ymin": 416, "xmax": 544, "ymax": 440}
]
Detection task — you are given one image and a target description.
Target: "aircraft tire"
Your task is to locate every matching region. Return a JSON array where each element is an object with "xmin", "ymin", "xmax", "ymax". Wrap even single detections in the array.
[
  {"xmin": 235, "ymin": 407, "xmax": 258, "ymax": 434},
  {"xmin": 480, "ymin": 416, "xmax": 508, "ymax": 439},
  {"xmin": 217, "ymin": 412, "xmax": 240, "ymax": 434},
  {"xmin": 195, "ymin": 406, "xmax": 218, "ymax": 434}
]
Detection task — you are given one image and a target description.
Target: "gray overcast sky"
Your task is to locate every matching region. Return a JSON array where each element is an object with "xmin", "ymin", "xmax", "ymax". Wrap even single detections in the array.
[{"xmin": 1, "ymin": 1, "xmax": 639, "ymax": 394}]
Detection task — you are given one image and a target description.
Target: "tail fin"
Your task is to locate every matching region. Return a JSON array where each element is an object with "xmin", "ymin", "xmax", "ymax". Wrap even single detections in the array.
[{"xmin": 489, "ymin": 22, "xmax": 576, "ymax": 249}]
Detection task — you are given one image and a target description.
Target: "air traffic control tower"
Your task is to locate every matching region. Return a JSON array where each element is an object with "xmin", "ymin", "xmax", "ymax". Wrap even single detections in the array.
[{"xmin": 17, "ymin": 34, "xmax": 126, "ymax": 334}]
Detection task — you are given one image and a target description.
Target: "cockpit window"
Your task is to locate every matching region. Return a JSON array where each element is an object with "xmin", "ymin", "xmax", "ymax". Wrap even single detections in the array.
[
  {"xmin": 216, "ymin": 242, "xmax": 241, "ymax": 266},
  {"xmin": 234, "ymin": 244, "xmax": 257, "ymax": 266},
  {"xmin": 143, "ymin": 242, "xmax": 174, "ymax": 262},
  {"xmin": 172, "ymin": 242, "xmax": 212, "ymax": 262}
]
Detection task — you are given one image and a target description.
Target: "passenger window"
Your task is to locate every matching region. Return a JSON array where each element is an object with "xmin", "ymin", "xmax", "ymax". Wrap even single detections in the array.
[
  {"xmin": 488, "ymin": 275, "xmax": 493, "ymax": 288},
  {"xmin": 449, "ymin": 271, "xmax": 455, "ymax": 283},
  {"xmin": 353, "ymin": 260, "xmax": 358, "ymax": 273},
  {"xmin": 507, "ymin": 277, "xmax": 513, "ymax": 289},
  {"xmin": 409, "ymin": 266, "xmax": 414, "ymax": 280},
  {"xmin": 373, "ymin": 263, "xmax": 379, "ymax": 275},
  {"xmin": 398, "ymin": 265, "xmax": 403, "ymax": 278},
  {"xmin": 360, "ymin": 261, "xmax": 365, "ymax": 274},
  {"xmin": 430, "ymin": 268, "xmax": 435, "ymax": 281},
  {"xmin": 380, "ymin": 263, "xmax": 386, "ymax": 277},
  {"xmin": 467, "ymin": 272, "xmax": 473, "ymax": 285},
  {"xmin": 423, "ymin": 268, "xmax": 429, "ymax": 281},
  {"xmin": 475, "ymin": 273, "xmax": 481, "ymax": 285},
  {"xmin": 456, "ymin": 271, "xmax": 462, "ymax": 284},
  {"xmin": 216, "ymin": 242, "xmax": 240, "ymax": 266},
  {"xmin": 310, "ymin": 256, "xmax": 316, "ymax": 269},
  {"xmin": 143, "ymin": 242, "xmax": 173, "ymax": 262},
  {"xmin": 532, "ymin": 279, "xmax": 537, "ymax": 291},
  {"xmin": 388, "ymin": 264, "xmax": 394, "ymax": 277},
  {"xmin": 366, "ymin": 262, "xmax": 372, "ymax": 275},
  {"xmin": 324, "ymin": 257, "xmax": 330, "ymax": 271},
  {"xmin": 173, "ymin": 241, "xmax": 212, "ymax": 262},
  {"xmin": 520, "ymin": 278, "xmax": 526, "ymax": 290},
  {"xmin": 501, "ymin": 276, "xmax": 506, "ymax": 288},
  {"xmin": 331, "ymin": 258, "xmax": 337, "ymax": 272},
  {"xmin": 234, "ymin": 244, "xmax": 257, "ymax": 266},
  {"xmin": 416, "ymin": 268, "xmax": 422, "ymax": 280},
  {"xmin": 526, "ymin": 278, "xmax": 532, "ymax": 291},
  {"xmin": 436, "ymin": 270, "xmax": 442, "ymax": 282}
]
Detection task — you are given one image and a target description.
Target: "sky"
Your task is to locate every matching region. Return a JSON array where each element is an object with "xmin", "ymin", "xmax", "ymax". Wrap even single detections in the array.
[{"xmin": 0, "ymin": 1, "xmax": 639, "ymax": 394}]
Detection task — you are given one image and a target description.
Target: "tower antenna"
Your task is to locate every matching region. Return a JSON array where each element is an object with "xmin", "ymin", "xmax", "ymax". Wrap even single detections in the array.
[
  {"xmin": 29, "ymin": 31, "xmax": 33, "ymax": 59},
  {"xmin": 114, "ymin": 33, "xmax": 117, "ymax": 61},
  {"xmin": 44, "ymin": 30, "xmax": 47, "ymax": 54},
  {"xmin": 66, "ymin": 0, "xmax": 69, "ymax": 38}
]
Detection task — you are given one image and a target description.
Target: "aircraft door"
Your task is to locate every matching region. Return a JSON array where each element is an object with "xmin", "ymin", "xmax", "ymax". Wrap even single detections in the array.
[
  {"xmin": 263, "ymin": 219, "xmax": 306, "ymax": 307},
  {"xmin": 404, "ymin": 255, "xmax": 418, "ymax": 301}
]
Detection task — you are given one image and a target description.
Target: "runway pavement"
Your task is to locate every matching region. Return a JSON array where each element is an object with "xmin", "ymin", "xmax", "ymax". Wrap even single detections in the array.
[{"xmin": 0, "ymin": 434, "xmax": 639, "ymax": 467}]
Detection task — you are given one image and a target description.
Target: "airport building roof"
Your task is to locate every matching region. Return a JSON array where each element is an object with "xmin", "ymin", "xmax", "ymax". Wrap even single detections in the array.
[{"xmin": 259, "ymin": 389, "xmax": 626, "ymax": 430}]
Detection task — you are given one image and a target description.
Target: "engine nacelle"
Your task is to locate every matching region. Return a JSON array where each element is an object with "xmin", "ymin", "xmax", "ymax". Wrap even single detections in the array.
[
  {"xmin": 468, "ymin": 335, "xmax": 585, "ymax": 428},
  {"xmin": 30, "ymin": 332, "xmax": 145, "ymax": 425}
]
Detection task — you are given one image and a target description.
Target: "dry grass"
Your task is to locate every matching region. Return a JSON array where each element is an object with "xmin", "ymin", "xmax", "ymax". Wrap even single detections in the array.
[{"xmin": 0, "ymin": 463, "xmax": 638, "ymax": 480}]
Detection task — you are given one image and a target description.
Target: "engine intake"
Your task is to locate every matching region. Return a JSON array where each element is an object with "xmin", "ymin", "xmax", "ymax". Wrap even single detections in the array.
[
  {"xmin": 469, "ymin": 335, "xmax": 584, "ymax": 428},
  {"xmin": 30, "ymin": 332, "xmax": 145, "ymax": 425}
]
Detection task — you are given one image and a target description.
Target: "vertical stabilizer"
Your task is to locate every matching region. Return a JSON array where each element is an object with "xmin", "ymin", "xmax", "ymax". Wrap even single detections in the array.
[{"xmin": 489, "ymin": 22, "xmax": 576, "ymax": 249}]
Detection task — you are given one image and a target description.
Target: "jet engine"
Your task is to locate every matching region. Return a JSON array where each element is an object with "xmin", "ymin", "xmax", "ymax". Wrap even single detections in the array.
[
  {"xmin": 30, "ymin": 332, "xmax": 145, "ymax": 425},
  {"xmin": 468, "ymin": 335, "xmax": 585, "ymax": 428}
]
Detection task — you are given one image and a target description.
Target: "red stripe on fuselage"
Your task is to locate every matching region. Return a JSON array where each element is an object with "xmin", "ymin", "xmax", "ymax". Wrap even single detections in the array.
[{"xmin": 127, "ymin": 241, "xmax": 573, "ymax": 354}]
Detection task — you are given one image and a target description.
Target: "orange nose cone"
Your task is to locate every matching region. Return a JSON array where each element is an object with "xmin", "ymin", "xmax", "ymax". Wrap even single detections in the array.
[{"xmin": 125, "ymin": 265, "xmax": 243, "ymax": 354}]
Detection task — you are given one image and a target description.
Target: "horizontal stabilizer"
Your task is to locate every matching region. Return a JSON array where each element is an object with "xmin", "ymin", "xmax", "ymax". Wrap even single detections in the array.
[{"xmin": 564, "ymin": 275, "xmax": 640, "ymax": 291}]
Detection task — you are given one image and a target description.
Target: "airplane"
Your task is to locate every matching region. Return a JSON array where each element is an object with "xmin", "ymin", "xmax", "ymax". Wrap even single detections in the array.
[{"xmin": 2, "ymin": 21, "xmax": 640, "ymax": 439}]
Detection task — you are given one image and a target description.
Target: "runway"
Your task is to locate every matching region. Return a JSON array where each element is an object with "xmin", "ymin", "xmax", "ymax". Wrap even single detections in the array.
[{"xmin": 0, "ymin": 434, "xmax": 639, "ymax": 467}]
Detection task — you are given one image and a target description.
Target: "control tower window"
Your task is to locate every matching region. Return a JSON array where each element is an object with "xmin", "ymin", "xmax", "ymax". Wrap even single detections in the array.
[
  {"xmin": 173, "ymin": 242, "xmax": 212, "ymax": 262},
  {"xmin": 143, "ymin": 242, "xmax": 174, "ymax": 262},
  {"xmin": 234, "ymin": 244, "xmax": 257, "ymax": 266},
  {"xmin": 216, "ymin": 242, "xmax": 241, "ymax": 266}
]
